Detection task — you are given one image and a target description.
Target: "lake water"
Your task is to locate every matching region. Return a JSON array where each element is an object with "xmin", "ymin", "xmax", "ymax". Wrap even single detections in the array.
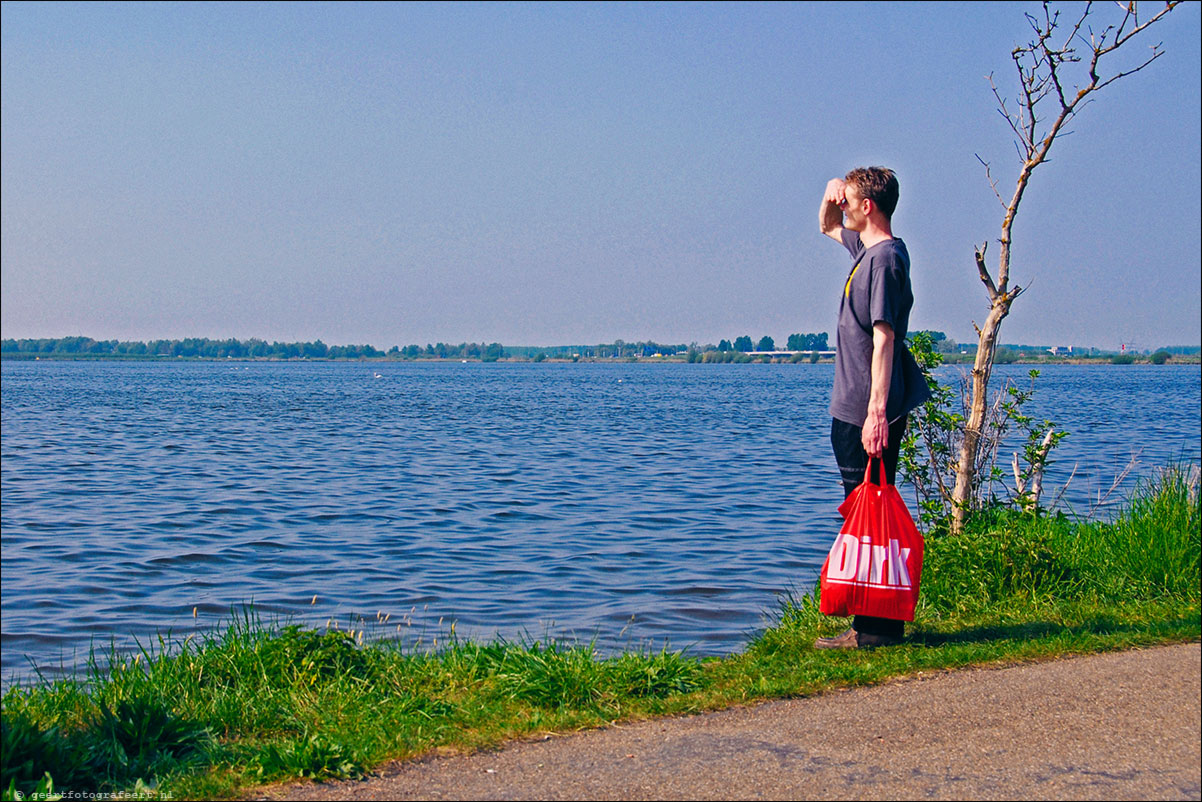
[{"xmin": 1, "ymin": 360, "xmax": 1198, "ymax": 683}]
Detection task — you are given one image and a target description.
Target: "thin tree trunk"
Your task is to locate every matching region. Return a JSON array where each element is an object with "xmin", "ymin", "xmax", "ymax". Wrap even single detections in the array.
[{"xmin": 951, "ymin": 299, "xmax": 1011, "ymax": 532}]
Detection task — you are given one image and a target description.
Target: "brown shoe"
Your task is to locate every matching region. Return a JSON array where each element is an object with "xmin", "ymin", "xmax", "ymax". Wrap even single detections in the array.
[{"xmin": 814, "ymin": 628, "xmax": 902, "ymax": 650}]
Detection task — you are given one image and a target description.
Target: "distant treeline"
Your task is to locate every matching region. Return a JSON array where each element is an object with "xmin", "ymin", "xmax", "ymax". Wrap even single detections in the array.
[
  {"xmin": 506, "ymin": 340, "xmax": 689, "ymax": 360},
  {"xmin": 0, "ymin": 337, "xmax": 694, "ymax": 362},
  {"xmin": 0, "ymin": 337, "xmax": 506, "ymax": 361},
  {"xmin": 4, "ymin": 335, "xmax": 1195, "ymax": 362},
  {"xmin": 510, "ymin": 333, "xmax": 832, "ymax": 360},
  {"xmin": 1, "ymin": 335, "xmax": 833, "ymax": 362}
]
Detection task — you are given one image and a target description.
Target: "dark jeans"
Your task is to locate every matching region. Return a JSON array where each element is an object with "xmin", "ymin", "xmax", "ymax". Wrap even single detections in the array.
[{"xmin": 830, "ymin": 416, "xmax": 908, "ymax": 639}]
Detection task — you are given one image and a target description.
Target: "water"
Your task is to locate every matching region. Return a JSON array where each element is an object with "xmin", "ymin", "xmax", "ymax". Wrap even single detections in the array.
[{"xmin": 1, "ymin": 360, "xmax": 1198, "ymax": 683}]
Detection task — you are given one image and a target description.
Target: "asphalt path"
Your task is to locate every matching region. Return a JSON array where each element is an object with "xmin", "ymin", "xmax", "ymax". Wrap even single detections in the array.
[{"xmin": 262, "ymin": 642, "xmax": 1200, "ymax": 801}]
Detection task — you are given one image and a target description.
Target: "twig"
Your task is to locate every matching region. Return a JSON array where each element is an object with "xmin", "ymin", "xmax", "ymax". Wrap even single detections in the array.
[
  {"xmin": 1049, "ymin": 462, "xmax": 1078, "ymax": 512},
  {"xmin": 1086, "ymin": 451, "xmax": 1142, "ymax": 520}
]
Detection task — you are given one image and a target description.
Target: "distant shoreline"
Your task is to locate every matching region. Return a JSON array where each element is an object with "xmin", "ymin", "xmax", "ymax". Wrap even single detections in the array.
[
  {"xmin": 6, "ymin": 336, "xmax": 1196, "ymax": 365},
  {"xmin": 3, "ymin": 354, "xmax": 1198, "ymax": 365}
]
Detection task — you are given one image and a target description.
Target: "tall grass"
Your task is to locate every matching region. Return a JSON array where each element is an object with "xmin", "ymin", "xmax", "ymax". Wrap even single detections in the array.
[
  {"xmin": 924, "ymin": 463, "xmax": 1200, "ymax": 612},
  {"xmin": 1074, "ymin": 465, "xmax": 1201, "ymax": 598},
  {"xmin": 3, "ymin": 466, "xmax": 1198, "ymax": 800},
  {"xmin": 2, "ymin": 623, "xmax": 704, "ymax": 798}
]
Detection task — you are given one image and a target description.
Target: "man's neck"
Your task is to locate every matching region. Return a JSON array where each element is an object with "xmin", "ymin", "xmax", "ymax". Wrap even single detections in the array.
[{"xmin": 858, "ymin": 219, "xmax": 894, "ymax": 249}]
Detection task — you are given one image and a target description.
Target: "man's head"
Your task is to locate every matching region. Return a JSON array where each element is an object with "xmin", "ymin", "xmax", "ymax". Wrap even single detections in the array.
[{"xmin": 842, "ymin": 166, "xmax": 899, "ymax": 225}]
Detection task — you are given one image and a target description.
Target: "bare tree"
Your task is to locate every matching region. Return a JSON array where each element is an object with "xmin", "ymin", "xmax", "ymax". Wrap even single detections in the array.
[{"xmin": 950, "ymin": 0, "xmax": 1180, "ymax": 533}]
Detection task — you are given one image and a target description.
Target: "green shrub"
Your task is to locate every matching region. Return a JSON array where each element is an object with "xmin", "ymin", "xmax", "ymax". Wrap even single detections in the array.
[
  {"xmin": 257, "ymin": 625, "xmax": 371, "ymax": 685},
  {"xmin": 607, "ymin": 650, "xmax": 703, "ymax": 698},
  {"xmin": 2, "ymin": 772, "xmax": 61, "ymax": 802},
  {"xmin": 1, "ymin": 707, "xmax": 82, "ymax": 795},
  {"xmin": 253, "ymin": 731, "xmax": 366, "ymax": 781},
  {"xmin": 1111, "ymin": 353, "xmax": 1135, "ymax": 364},
  {"xmin": 483, "ymin": 640, "xmax": 702, "ymax": 709},
  {"xmin": 921, "ymin": 509, "xmax": 1076, "ymax": 615},
  {"xmin": 1150, "ymin": 350, "xmax": 1171, "ymax": 364},
  {"xmin": 491, "ymin": 641, "xmax": 606, "ymax": 708},
  {"xmin": 87, "ymin": 695, "xmax": 209, "ymax": 785}
]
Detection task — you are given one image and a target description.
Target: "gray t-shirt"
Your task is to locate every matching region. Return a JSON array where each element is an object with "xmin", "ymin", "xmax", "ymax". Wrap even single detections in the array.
[{"xmin": 829, "ymin": 229, "xmax": 930, "ymax": 426}]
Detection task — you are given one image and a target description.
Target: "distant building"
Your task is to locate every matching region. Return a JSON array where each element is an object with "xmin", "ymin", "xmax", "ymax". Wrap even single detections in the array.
[
  {"xmin": 746, "ymin": 350, "xmax": 837, "ymax": 357},
  {"xmin": 1047, "ymin": 345, "xmax": 1074, "ymax": 356}
]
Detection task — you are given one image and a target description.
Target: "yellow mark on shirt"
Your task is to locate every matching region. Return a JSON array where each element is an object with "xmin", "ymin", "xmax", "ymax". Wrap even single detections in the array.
[{"xmin": 844, "ymin": 261, "xmax": 861, "ymax": 298}]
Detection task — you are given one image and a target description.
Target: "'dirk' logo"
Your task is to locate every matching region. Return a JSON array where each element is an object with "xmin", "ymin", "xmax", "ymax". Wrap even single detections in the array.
[{"xmin": 824, "ymin": 534, "xmax": 913, "ymax": 588}]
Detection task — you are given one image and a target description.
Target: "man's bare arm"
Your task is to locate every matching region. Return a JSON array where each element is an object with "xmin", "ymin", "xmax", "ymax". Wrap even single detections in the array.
[
  {"xmin": 861, "ymin": 322, "xmax": 895, "ymax": 458},
  {"xmin": 820, "ymin": 178, "xmax": 846, "ymax": 242}
]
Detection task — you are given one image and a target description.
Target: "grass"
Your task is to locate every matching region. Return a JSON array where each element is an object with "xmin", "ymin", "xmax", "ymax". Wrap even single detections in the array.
[{"xmin": 3, "ymin": 465, "xmax": 1199, "ymax": 800}]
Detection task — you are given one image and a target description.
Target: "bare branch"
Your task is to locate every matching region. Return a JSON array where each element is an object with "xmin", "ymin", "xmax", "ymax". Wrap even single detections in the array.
[
  {"xmin": 984, "ymin": 3, "xmax": 1177, "ymax": 304},
  {"xmin": 974, "ymin": 242, "xmax": 999, "ymax": 299},
  {"xmin": 988, "ymin": 72, "xmax": 1029, "ymax": 149},
  {"xmin": 1093, "ymin": 46, "xmax": 1165, "ymax": 92},
  {"xmin": 976, "ymin": 154, "xmax": 1006, "ymax": 207},
  {"xmin": 1061, "ymin": 2, "xmax": 1091, "ymax": 52},
  {"xmin": 1112, "ymin": 1, "xmax": 1135, "ymax": 41},
  {"xmin": 989, "ymin": 1, "xmax": 1178, "ymax": 213},
  {"xmin": 925, "ymin": 427, "xmax": 952, "ymax": 503},
  {"xmin": 1049, "ymin": 462, "xmax": 1078, "ymax": 510},
  {"xmin": 1011, "ymin": 137, "xmax": 1027, "ymax": 163}
]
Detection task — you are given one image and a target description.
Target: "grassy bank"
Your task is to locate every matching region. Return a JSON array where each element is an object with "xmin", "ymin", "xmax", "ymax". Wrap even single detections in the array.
[{"xmin": 3, "ymin": 467, "xmax": 1199, "ymax": 801}]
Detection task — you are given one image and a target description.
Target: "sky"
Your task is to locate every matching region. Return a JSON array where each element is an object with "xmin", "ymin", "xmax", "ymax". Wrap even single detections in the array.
[{"xmin": 3, "ymin": 1, "xmax": 1200, "ymax": 351}]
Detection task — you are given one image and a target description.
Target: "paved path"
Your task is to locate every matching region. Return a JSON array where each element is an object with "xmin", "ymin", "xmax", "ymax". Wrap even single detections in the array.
[{"xmin": 263, "ymin": 642, "xmax": 1200, "ymax": 800}]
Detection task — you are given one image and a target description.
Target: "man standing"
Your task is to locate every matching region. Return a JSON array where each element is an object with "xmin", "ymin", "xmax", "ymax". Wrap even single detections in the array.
[{"xmin": 814, "ymin": 166, "xmax": 929, "ymax": 649}]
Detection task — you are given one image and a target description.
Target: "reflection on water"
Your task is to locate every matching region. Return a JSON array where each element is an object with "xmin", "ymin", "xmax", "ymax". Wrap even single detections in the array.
[{"xmin": 1, "ymin": 360, "xmax": 1198, "ymax": 682}]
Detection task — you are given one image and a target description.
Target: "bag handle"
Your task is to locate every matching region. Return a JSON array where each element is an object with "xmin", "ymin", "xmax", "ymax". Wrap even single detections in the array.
[{"xmin": 863, "ymin": 456, "xmax": 889, "ymax": 487}]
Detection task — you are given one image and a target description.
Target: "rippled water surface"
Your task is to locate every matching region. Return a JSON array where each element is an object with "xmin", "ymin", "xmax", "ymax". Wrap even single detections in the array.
[{"xmin": 2, "ymin": 361, "xmax": 1198, "ymax": 681}]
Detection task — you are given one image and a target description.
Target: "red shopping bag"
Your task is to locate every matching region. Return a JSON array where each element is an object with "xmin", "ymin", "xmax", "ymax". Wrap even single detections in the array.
[{"xmin": 819, "ymin": 459, "xmax": 924, "ymax": 621}]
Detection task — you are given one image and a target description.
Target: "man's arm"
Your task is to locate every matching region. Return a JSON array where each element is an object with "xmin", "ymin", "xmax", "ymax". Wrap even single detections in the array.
[
  {"xmin": 861, "ymin": 322, "xmax": 894, "ymax": 458},
  {"xmin": 820, "ymin": 178, "xmax": 846, "ymax": 242}
]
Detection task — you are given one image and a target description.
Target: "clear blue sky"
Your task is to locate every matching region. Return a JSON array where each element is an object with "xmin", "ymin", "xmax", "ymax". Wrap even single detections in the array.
[{"xmin": 3, "ymin": 1, "xmax": 1199, "ymax": 350}]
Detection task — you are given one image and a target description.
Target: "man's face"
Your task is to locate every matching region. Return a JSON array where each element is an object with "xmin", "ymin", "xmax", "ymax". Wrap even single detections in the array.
[{"xmin": 840, "ymin": 185, "xmax": 871, "ymax": 231}]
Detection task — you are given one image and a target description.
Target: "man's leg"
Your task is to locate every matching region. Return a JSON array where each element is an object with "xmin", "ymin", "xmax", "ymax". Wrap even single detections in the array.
[{"xmin": 829, "ymin": 416, "xmax": 908, "ymax": 641}]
